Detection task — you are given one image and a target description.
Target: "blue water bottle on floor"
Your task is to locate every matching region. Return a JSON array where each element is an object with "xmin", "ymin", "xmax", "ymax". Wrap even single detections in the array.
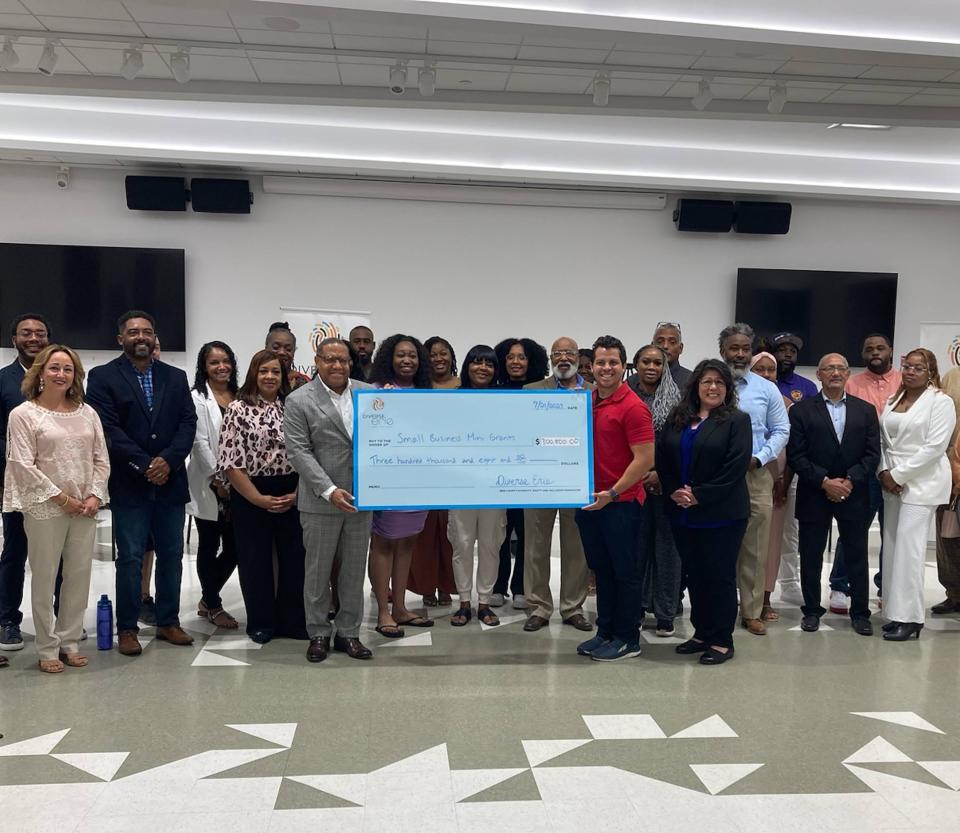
[{"xmin": 96, "ymin": 594, "xmax": 113, "ymax": 650}]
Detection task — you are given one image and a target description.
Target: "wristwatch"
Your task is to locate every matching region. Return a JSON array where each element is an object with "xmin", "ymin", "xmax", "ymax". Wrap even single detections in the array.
[{"xmin": 608, "ymin": 488, "xmax": 620, "ymax": 501}]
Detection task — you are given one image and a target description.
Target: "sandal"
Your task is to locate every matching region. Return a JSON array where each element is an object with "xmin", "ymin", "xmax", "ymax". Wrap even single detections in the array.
[
  {"xmin": 422, "ymin": 595, "xmax": 439, "ymax": 607},
  {"xmin": 450, "ymin": 605, "xmax": 472, "ymax": 627},
  {"xmin": 207, "ymin": 608, "xmax": 239, "ymax": 629},
  {"xmin": 39, "ymin": 658, "xmax": 64, "ymax": 673},
  {"xmin": 58, "ymin": 652, "xmax": 88, "ymax": 668},
  {"xmin": 477, "ymin": 606, "xmax": 500, "ymax": 627},
  {"xmin": 0, "ymin": 654, "xmax": 8, "ymax": 668},
  {"xmin": 375, "ymin": 623, "xmax": 405, "ymax": 639},
  {"xmin": 197, "ymin": 599, "xmax": 208, "ymax": 618},
  {"xmin": 760, "ymin": 605, "xmax": 780, "ymax": 622},
  {"xmin": 396, "ymin": 615, "xmax": 434, "ymax": 628}
]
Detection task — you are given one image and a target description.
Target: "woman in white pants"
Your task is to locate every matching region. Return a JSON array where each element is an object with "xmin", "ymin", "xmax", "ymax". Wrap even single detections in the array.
[
  {"xmin": 448, "ymin": 345, "xmax": 507, "ymax": 626},
  {"xmin": 879, "ymin": 348, "xmax": 956, "ymax": 641},
  {"xmin": 3, "ymin": 345, "xmax": 109, "ymax": 672}
]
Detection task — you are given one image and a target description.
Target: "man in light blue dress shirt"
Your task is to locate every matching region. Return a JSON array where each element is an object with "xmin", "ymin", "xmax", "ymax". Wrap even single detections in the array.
[{"xmin": 719, "ymin": 324, "xmax": 790, "ymax": 635}]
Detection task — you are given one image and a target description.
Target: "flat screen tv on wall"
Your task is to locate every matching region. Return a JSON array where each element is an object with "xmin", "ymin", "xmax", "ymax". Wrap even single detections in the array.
[
  {"xmin": 0, "ymin": 242, "xmax": 185, "ymax": 351},
  {"xmin": 735, "ymin": 268, "xmax": 897, "ymax": 366}
]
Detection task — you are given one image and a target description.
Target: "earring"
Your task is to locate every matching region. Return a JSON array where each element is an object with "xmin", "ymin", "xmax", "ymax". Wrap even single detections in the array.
[{"xmin": 38, "ymin": 379, "xmax": 44, "ymax": 392}]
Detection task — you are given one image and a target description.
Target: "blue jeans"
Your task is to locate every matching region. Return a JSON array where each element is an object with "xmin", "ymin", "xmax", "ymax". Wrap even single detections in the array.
[
  {"xmin": 112, "ymin": 503, "xmax": 185, "ymax": 631},
  {"xmin": 829, "ymin": 476, "xmax": 883, "ymax": 594},
  {"xmin": 0, "ymin": 511, "xmax": 28, "ymax": 626},
  {"xmin": 576, "ymin": 500, "xmax": 645, "ymax": 645}
]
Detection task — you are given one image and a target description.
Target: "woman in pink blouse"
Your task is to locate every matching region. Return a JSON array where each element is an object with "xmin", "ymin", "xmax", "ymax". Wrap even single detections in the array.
[
  {"xmin": 3, "ymin": 345, "xmax": 109, "ymax": 673},
  {"xmin": 217, "ymin": 350, "xmax": 306, "ymax": 644}
]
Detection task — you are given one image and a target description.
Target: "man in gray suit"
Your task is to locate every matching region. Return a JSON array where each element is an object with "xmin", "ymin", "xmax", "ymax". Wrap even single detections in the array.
[{"xmin": 284, "ymin": 337, "xmax": 374, "ymax": 662}]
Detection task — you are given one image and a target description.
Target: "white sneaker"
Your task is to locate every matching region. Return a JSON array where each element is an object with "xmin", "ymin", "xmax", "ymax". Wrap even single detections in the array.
[
  {"xmin": 779, "ymin": 584, "xmax": 804, "ymax": 606},
  {"xmin": 512, "ymin": 595, "xmax": 528, "ymax": 610},
  {"xmin": 829, "ymin": 590, "xmax": 850, "ymax": 614},
  {"xmin": 488, "ymin": 593, "xmax": 505, "ymax": 607}
]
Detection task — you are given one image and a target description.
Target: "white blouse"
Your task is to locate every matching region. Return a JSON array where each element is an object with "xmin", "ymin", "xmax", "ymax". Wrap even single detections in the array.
[{"xmin": 2, "ymin": 401, "xmax": 110, "ymax": 519}]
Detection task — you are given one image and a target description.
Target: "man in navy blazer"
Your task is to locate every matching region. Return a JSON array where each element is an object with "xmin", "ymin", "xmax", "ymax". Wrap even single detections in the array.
[
  {"xmin": 786, "ymin": 353, "xmax": 881, "ymax": 636},
  {"xmin": 86, "ymin": 310, "xmax": 197, "ymax": 656}
]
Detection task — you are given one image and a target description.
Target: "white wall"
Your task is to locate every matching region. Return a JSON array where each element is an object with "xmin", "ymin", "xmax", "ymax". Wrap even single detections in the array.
[{"xmin": 1, "ymin": 165, "xmax": 959, "ymax": 376}]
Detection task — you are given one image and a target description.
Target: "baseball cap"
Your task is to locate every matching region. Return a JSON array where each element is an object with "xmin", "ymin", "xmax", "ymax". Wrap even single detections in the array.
[{"xmin": 772, "ymin": 332, "xmax": 804, "ymax": 350}]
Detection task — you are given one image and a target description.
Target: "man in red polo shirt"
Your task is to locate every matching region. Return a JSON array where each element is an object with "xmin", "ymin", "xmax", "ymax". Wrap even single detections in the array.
[{"xmin": 576, "ymin": 335, "xmax": 655, "ymax": 661}]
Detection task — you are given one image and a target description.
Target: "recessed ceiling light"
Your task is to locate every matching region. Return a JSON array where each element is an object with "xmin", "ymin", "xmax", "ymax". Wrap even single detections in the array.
[
  {"xmin": 826, "ymin": 122, "xmax": 893, "ymax": 130},
  {"xmin": 458, "ymin": 79, "xmax": 472, "ymax": 86},
  {"xmin": 264, "ymin": 17, "xmax": 301, "ymax": 31}
]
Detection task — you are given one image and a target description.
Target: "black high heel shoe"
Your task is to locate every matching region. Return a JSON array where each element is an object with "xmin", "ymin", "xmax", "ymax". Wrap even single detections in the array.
[
  {"xmin": 882, "ymin": 622, "xmax": 923, "ymax": 641},
  {"xmin": 881, "ymin": 621, "xmax": 899, "ymax": 633}
]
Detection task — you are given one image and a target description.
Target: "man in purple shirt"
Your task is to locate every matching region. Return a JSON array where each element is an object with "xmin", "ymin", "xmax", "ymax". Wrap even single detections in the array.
[{"xmin": 773, "ymin": 333, "xmax": 818, "ymax": 404}]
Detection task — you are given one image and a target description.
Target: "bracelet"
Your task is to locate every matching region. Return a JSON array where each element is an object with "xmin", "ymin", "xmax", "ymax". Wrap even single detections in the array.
[{"xmin": 59, "ymin": 494, "xmax": 69, "ymax": 507}]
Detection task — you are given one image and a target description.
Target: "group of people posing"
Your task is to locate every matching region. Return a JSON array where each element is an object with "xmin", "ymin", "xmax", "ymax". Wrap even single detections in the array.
[{"xmin": 1, "ymin": 312, "xmax": 958, "ymax": 671}]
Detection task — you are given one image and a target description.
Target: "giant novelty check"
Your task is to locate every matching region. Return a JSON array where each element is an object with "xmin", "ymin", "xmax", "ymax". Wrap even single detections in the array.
[{"xmin": 353, "ymin": 389, "xmax": 594, "ymax": 510}]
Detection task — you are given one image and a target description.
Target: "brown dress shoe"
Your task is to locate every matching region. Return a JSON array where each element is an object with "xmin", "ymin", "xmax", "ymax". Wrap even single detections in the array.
[
  {"xmin": 333, "ymin": 635, "xmax": 373, "ymax": 660},
  {"xmin": 306, "ymin": 636, "xmax": 330, "ymax": 663},
  {"xmin": 563, "ymin": 614, "xmax": 594, "ymax": 632},
  {"xmin": 156, "ymin": 625, "xmax": 195, "ymax": 646},
  {"xmin": 741, "ymin": 618, "xmax": 767, "ymax": 635},
  {"xmin": 523, "ymin": 615, "xmax": 549, "ymax": 632},
  {"xmin": 117, "ymin": 630, "xmax": 142, "ymax": 656}
]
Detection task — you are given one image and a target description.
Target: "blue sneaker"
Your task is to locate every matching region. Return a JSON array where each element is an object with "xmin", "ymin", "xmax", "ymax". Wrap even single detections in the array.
[
  {"xmin": 591, "ymin": 639, "xmax": 642, "ymax": 662},
  {"xmin": 0, "ymin": 624, "xmax": 24, "ymax": 651},
  {"xmin": 576, "ymin": 634, "xmax": 610, "ymax": 656}
]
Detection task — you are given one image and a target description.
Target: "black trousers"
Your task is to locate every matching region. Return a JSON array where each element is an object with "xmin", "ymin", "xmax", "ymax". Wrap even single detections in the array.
[
  {"xmin": 576, "ymin": 501, "xmax": 645, "ymax": 645},
  {"xmin": 494, "ymin": 507, "xmax": 525, "ymax": 597},
  {"xmin": 195, "ymin": 512, "xmax": 238, "ymax": 610},
  {"xmin": 230, "ymin": 473, "xmax": 306, "ymax": 637},
  {"xmin": 799, "ymin": 514, "xmax": 871, "ymax": 620},
  {"xmin": 673, "ymin": 521, "xmax": 747, "ymax": 649}
]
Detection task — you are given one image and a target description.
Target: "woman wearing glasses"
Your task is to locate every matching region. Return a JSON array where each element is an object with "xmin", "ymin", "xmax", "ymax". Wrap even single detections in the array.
[
  {"xmin": 491, "ymin": 337, "xmax": 549, "ymax": 610},
  {"xmin": 657, "ymin": 360, "xmax": 752, "ymax": 665},
  {"xmin": 449, "ymin": 345, "xmax": 507, "ymax": 626},
  {"xmin": 878, "ymin": 348, "xmax": 956, "ymax": 641}
]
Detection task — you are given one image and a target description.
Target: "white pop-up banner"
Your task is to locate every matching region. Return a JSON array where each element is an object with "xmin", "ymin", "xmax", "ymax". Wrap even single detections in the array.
[
  {"xmin": 279, "ymin": 306, "xmax": 372, "ymax": 377},
  {"xmin": 918, "ymin": 321, "xmax": 960, "ymax": 374}
]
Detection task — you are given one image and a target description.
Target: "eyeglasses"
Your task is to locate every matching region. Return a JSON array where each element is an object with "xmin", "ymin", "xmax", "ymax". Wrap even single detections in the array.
[
  {"xmin": 820, "ymin": 365, "xmax": 849, "ymax": 374},
  {"xmin": 551, "ymin": 350, "xmax": 578, "ymax": 359},
  {"xmin": 699, "ymin": 379, "xmax": 727, "ymax": 388},
  {"xmin": 656, "ymin": 321, "xmax": 682, "ymax": 337},
  {"xmin": 319, "ymin": 356, "xmax": 350, "ymax": 365},
  {"xmin": 901, "ymin": 363, "xmax": 928, "ymax": 373}
]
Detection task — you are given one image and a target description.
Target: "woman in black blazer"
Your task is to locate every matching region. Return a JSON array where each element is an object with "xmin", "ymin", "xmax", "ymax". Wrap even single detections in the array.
[{"xmin": 657, "ymin": 359, "xmax": 752, "ymax": 665}]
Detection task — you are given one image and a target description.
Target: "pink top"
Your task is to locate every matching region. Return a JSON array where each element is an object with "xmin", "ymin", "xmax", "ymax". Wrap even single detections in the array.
[
  {"xmin": 2, "ymin": 401, "xmax": 110, "ymax": 519},
  {"xmin": 846, "ymin": 368, "xmax": 902, "ymax": 417}
]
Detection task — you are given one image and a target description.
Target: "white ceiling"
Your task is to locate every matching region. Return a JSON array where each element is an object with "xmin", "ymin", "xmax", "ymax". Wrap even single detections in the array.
[{"xmin": 3, "ymin": 1, "xmax": 960, "ymax": 201}]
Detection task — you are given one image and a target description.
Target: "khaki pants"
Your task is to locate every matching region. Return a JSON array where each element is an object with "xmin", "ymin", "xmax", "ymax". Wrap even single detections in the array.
[
  {"xmin": 23, "ymin": 513, "xmax": 96, "ymax": 661},
  {"xmin": 523, "ymin": 507, "xmax": 589, "ymax": 620},
  {"xmin": 448, "ymin": 509, "xmax": 506, "ymax": 604},
  {"xmin": 737, "ymin": 466, "xmax": 774, "ymax": 620}
]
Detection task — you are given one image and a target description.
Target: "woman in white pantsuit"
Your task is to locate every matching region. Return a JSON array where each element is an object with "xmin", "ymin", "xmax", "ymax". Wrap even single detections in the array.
[
  {"xmin": 448, "ymin": 345, "xmax": 507, "ymax": 627},
  {"xmin": 3, "ymin": 345, "xmax": 109, "ymax": 672},
  {"xmin": 878, "ymin": 348, "xmax": 956, "ymax": 641}
]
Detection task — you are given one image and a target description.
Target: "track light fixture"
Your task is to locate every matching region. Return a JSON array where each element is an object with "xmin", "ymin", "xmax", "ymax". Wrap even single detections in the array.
[
  {"xmin": 418, "ymin": 61, "xmax": 436, "ymax": 96},
  {"xmin": 389, "ymin": 60, "xmax": 407, "ymax": 95},
  {"xmin": 120, "ymin": 46, "xmax": 144, "ymax": 81},
  {"xmin": 0, "ymin": 37, "xmax": 19, "ymax": 70},
  {"xmin": 767, "ymin": 81, "xmax": 787, "ymax": 114},
  {"xmin": 170, "ymin": 48, "xmax": 190, "ymax": 84},
  {"xmin": 691, "ymin": 77, "xmax": 713, "ymax": 111},
  {"xmin": 37, "ymin": 40, "xmax": 58, "ymax": 77},
  {"xmin": 592, "ymin": 72, "xmax": 610, "ymax": 106}
]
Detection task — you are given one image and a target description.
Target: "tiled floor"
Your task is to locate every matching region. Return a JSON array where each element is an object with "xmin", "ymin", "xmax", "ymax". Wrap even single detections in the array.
[{"xmin": 2, "ymin": 527, "xmax": 960, "ymax": 833}]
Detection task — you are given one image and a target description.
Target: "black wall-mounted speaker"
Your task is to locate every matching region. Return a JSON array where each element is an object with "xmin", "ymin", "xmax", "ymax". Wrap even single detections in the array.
[
  {"xmin": 673, "ymin": 199, "xmax": 735, "ymax": 232},
  {"xmin": 734, "ymin": 201, "xmax": 792, "ymax": 234},
  {"xmin": 190, "ymin": 178, "xmax": 252, "ymax": 214},
  {"xmin": 125, "ymin": 176, "xmax": 187, "ymax": 211}
]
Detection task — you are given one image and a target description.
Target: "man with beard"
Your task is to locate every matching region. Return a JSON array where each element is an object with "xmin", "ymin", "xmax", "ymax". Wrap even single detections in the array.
[
  {"xmin": 652, "ymin": 321, "xmax": 692, "ymax": 389},
  {"xmin": 772, "ymin": 332, "xmax": 818, "ymax": 404},
  {"xmin": 349, "ymin": 325, "xmax": 376, "ymax": 382},
  {"xmin": 0, "ymin": 314, "xmax": 51, "ymax": 655},
  {"xmin": 719, "ymin": 323, "xmax": 790, "ymax": 635},
  {"xmin": 828, "ymin": 334, "xmax": 902, "ymax": 613},
  {"xmin": 87, "ymin": 311, "xmax": 197, "ymax": 657},
  {"xmin": 522, "ymin": 337, "xmax": 594, "ymax": 633}
]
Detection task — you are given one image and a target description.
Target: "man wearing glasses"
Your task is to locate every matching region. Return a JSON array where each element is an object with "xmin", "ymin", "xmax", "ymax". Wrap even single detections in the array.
[
  {"xmin": 522, "ymin": 337, "xmax": 594, "ymax": 633},
  {"xmin": 786, "ymin": 354, "xmax": 880, "ymax": 635},
  {"xmin": 653, "ymin": 322, "xmax": 691, "ymax": 389},
  {"xmin": 284, "ymin": 338, "xmax": 375, "ymax": 663}
]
